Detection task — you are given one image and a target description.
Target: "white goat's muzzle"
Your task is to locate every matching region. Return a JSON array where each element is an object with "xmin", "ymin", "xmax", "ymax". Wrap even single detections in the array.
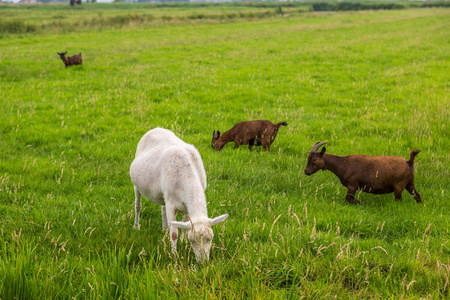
[{"xmin": 193, "ymin": 247, "xmax": 210, "ymax": 264}]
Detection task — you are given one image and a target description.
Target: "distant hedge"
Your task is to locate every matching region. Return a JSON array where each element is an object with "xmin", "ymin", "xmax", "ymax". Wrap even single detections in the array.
[
  {"xmin": 311, "ymin": 2, "xmax": 337, "ymax": 11},
  {"xmin": 311, "ymin": 1, "xmax": 409, "ymax": 11},
  {"xmin": 422, "ymin": 1, "xmax": 450, "ymax": 8},
  {"xmin": 311, "ymin": 1, "xmax": 450, "ymax": 12}
]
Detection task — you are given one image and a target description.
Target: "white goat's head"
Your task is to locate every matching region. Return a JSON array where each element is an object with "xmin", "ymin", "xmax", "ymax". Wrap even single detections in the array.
[{"xmin": 170, "ymin": 214, "xmax": 228, "ymax": 264}]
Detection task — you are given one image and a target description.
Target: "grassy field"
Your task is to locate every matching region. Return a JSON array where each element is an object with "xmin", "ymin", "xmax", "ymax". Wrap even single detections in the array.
[{"xmin": 1, "ymin": 2, "xmax": 449, "ymax": 299}]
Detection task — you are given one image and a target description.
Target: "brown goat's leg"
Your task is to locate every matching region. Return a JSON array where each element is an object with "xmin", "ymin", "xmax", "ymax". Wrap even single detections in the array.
[
  {"xmin": 394, "ymin": 185, "xmax": 403, "ymax": 202},
  {"xmin": 345, "ymin": 187, "xmax": 360, "ymax": 204},
  {"xmin": 406, "ymin": 183, "xmax": 423, "ymax": 203}
]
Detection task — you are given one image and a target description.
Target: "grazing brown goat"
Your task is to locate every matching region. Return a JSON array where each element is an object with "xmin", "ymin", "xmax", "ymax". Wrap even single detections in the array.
[
  {"xmin": 212, "ymin": 120, "xmax": 287, "ymax": 152},
  {"xmin": 57, "ymin": 51, "xmax": 82, "ymax": 68},
  {"xmin": 304, "ymin": 142, "xmax": 422, "ymax": 204}
]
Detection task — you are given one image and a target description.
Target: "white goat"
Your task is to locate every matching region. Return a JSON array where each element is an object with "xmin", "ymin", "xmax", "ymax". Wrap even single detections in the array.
[{"xmin": 130, "ymin": 128, "xmax": 228, "ymax": 263}]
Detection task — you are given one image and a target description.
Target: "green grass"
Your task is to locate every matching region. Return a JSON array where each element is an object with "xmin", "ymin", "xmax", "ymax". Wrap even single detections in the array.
[{"xmin": 1, "ymin": 3, "xmax": 449, "ymax": 299}]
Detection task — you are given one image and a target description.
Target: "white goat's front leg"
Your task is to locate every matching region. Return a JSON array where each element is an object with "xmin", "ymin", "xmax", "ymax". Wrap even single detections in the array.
[
  {"xmin": 180, "ymin": 214, "xmax": 190, "ymax": 240},
  {"xmin": 161, "ymin": 206, "xmax": 169, "ymax": 229},
  {"xmin": 165, "ymin": 204, "xmax": 178, "ymax": 254},
  {"xmin": 134, "ymin": 186, "xmax": 141, "ymax": 229}
]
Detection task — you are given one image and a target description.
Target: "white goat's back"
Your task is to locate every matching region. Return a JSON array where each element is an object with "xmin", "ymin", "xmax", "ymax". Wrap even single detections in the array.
[
  {"xmin": 130, "ymin": 128, "xmax": 207, "ymax": 208},
  {"xmin": 135, "ymin": 128, "xmax": 181, "ymax": 157}
]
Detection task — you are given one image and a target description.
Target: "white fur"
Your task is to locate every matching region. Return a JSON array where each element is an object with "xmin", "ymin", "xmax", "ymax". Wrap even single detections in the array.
[{"xmin": 130, "ymin": 128, "xmax": 228, "ymax": 263}]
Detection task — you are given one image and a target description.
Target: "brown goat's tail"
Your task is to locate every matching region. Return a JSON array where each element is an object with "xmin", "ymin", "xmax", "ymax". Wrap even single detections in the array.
[
  {"xmin": 408, "ymin": 149, "xmax": 421, "ymax": 164},
  {"xmin": 276, "ymin": 121, "xmax": 288, "ymax": 128}
]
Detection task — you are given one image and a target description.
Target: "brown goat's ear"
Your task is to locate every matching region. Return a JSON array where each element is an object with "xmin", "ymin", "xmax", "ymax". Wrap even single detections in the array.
[
  {"xmin": 320, "ymin": 147, "xmax": 326, "ymax": 156},
  {"xmin": 217, "ymin": 131, "xmax": 220, "ymax": 137}
]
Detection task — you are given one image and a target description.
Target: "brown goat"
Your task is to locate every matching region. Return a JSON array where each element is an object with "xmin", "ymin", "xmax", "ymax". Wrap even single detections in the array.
[
  {"xmin": 212, "ymin": 120, "xmax": 287, "ymax": 152},
  {"xmin": 57, "ymin": 51, "xmax": 82, "ymax": 68},
  {"xmin": 304, "ymin": 142, "xmax": 422, "ymax": 204}
]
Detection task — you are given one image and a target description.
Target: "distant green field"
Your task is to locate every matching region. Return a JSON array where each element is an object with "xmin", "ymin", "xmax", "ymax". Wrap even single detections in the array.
[{"xmin": 1, "ymin": 3, "xmax": 449, "ymax": 299}]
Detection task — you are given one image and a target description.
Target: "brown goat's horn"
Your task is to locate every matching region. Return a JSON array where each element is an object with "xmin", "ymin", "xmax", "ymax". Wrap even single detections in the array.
[{"xmin": 311, "ymin": 142, "xmax": 328, "ymax": 152}]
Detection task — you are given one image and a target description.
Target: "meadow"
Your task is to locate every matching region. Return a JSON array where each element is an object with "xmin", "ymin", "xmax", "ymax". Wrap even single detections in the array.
[{"xmin": 0, "ymin": 2, "xmax": 449, "ymax": 298}]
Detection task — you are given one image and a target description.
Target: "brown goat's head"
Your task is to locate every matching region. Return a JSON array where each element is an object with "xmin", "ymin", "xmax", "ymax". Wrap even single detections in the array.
[
  {"xmin": 212, "ymin": 130, "xmax": 221, "ymax": 151},
  {"xmin": 57, "ymin": 51, "xmax": 68, "ymax": 60},
  {"xmin": 304, "ymin": 142, "xmax": 328, "ymax": 175}
]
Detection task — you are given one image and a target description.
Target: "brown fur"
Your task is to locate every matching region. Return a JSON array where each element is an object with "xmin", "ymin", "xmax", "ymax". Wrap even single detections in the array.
[
  {"xmin": 212, "ymin": 120, "xmax": 287, "ymax": 152},
  {"xmin": 57, "ymin": 51, "xmax": 82, "ymax": 68},
  {"xmin": 304, "ymin": 142, "xmax": 422, "ymax": 204}
]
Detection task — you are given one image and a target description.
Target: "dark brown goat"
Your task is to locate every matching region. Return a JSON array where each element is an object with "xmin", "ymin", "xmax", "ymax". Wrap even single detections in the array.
[
  {"xmin": 212, "ymin": 120, "xmax": 287, "ymax": 152},
  {"xmin": 57, "ymin": 51, "xmax": 82, "ymax": 68},
  {"xmin": 304, "ymin": 142, "xmax": 422, "ymax": 204}
]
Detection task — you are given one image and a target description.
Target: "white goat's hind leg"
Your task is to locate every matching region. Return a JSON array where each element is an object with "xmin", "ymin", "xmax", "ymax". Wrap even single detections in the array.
[
  {"xmin": 161, "ymin": 206, "xmax": 169, "ymax": 229},
  {"xmin": 134, "ymin": 186, "xmax": 142, "ymax": 229}
]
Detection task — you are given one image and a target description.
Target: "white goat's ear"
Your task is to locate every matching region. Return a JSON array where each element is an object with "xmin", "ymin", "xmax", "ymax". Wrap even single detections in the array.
[
  {"xmin": 170, "ymin": 221, "xmax": 192, "ymax": 230},
  {"xmin": 209, "ymin": 214, "xmax": 229, "ymax": 226}
]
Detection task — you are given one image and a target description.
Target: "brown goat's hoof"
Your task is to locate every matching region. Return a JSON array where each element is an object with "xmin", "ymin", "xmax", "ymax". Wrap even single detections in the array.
[{"xmin": 347, "ymin": 199, "xmax": 360, "ymax": 205}]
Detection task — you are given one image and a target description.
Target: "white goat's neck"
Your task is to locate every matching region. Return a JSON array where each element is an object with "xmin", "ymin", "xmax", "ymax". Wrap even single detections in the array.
[{"xmin": 185, "ymin": 194, "xmax": 209, "ymax": 222}]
